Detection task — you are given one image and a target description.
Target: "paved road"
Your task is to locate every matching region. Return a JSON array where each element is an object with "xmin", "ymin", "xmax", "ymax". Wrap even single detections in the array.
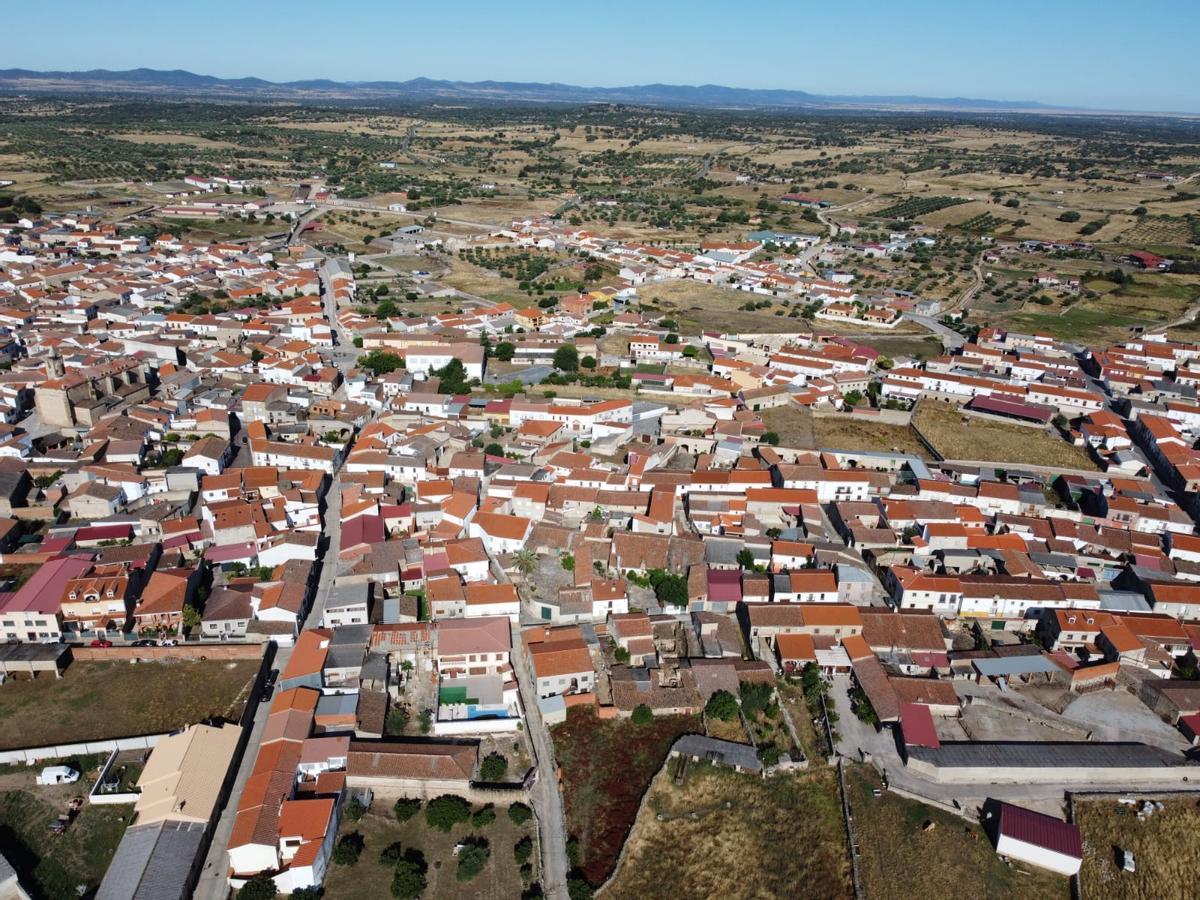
[
  {"xmin": 510, "ymin": 624, "xmax": 570, "ymax": 900},
  {"xmin": 908, "ymin": 313, "xmax": 966, "ymax": 350}
]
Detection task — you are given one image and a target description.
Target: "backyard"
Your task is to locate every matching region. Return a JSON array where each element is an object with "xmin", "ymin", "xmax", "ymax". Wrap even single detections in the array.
[
  {"xmin": 321, "ymin": 797, "xmax": 537, "ymax": 900},
  {"xmin": 551, "ymin": 706, "xmax": 699, "ymax": 886},
  {"xmin": 605, "ymin": 763, "xmax": 851, "ymax": 899},
  {"xmin": 0, "ymin": 659, "xmax": 259, "ymax": 750},
  {"xmin": 0, "ymin": 778, "xmax": 129, "ymax": 900},
  {"xmin": 846, "ymin": 766, "xmax": 1066, "ymax": 900},
  {"xmin": 1076, "ymin": 795, "xmax": 1200, "ymax": 900},
  {"xmin": 913, "ymin": 400, "xmax": 1098, "ymax": 470}
]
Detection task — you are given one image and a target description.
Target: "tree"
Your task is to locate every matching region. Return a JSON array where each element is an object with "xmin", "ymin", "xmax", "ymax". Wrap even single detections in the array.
[
  {"xmin": 760, "ymin": 432, "xmax": 780, "ymax": 446},
  {"xmin": 568, "ymin": 878, "xmax": 595, "ymax": 900},
  {"xmin": 425, "ymin": 794, "xmax": 471, "ymax": 832},
  {"xmin": 391, "ymin": 853, "xmax": 428, "ymax": 899},
  {"xmin": 455, "ymin": 838, "xmax": 491, "ymax": 882},
  {"xmin": 394, "ymin": 798, "xmax": 421, "ymax": 822},
  {"xmin": 583, "ymin": 263, "xmax": 604, "ymax": 282},
  {"xmin": 433, "ymin": 358, "xmax": 471, "ymax": 394},
  {"xmin": 343, "ymin": 796, "xmax": 367, "ymax": 822},
  {"xmin": 580, "ymin": 355, "xmax": 597, "ymax": 369},
  {"xmin": 237, "ymin": 874, "xmax": 278, "ymax": 900},
  {"xmin": 553, "ymin": 344, "xmax": 579, "ymax": 372},
  {"xmin": 495, "ymin": 341, "xmax": 516, "ymax": 362},
  {"xmin": 182, "ymin": 604, "xmax": 202, "ymax": 630},
  {"xmin": 739, "ymin": 681, "xmax": 773, "ymax": 719},
  {"xmin": 332, "ymin": 832, "xmax": 365, "ymax": 865},
  {"xmin": 650, "ymin": 571, "xmax": 688, "ymax": 607},
  {"xmin": 705, "ymin": 689, "xmax": 739, "ymax": 722},
  {"xmin": 560, "ymin": 554, "xmax": 575, "ymax": 572},
  {"xmin": 484, "ymin": 442, "xmax": 504, "ymax": 457},
  {"xmin": 736, "ymin": 549, "xmax": 755, "ymax": 570},
  {"xmin": 472, "ymin": 804, "xmax": 497, "ymax": 827},
  {"xmin": 480, "ymin": 753, "xmax": 508, "ymax": 782},
  {"xmin": 514, "ymin": 835, "xmax": 534, "ymax": 864},
  {"xmin": 508, "ymin": 802, "xmax": 533, "ymax": 825},
  {"xmin": 358, "ymin": 350, "xmax": 406, "ymax": 375},
  {"xmin": 250, "ymin": 347, "xmax": 264, "ymax": 364},
  {"xmin": 376, "ymin": 299, "xmax": 397, "ymax": 319},
  {"xmin": 613, "ymin": 646, "xmax": 630, "ymax": 664},
  {"xmin": 632, "ymin": 704, "xmax": 654, "ymax": 725},
  {"xmin": 1057, "ymin": 211, "xmax": 1081, "ymax": 223},
  {"xmin": 514, "ymin": 549, "xmax": 538, "ymax": 576}
]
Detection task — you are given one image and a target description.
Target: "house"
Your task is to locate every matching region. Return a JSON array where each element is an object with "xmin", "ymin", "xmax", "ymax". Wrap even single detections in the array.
[
  {"xmin": 990, "ymin": 802, "xmax": 1083, "ymax": 876},
  {"xmin": 464, "ymin": 582, "xmax": 521, "ymax": 623},
  {"xmin": 322, "ymin": 583, "xmax": 370, "ymax": 628},
  {"xmin": 183, "ymin": 436, "xmax": 233, "ymax": 476},
  {"xmin": 526, "ymin": 625, "xmax": 595, "ymax": 698},
  {"xmin": 201, "ymin": 587, "xmax": 253, "ymax": 640},
  {"xmin": 436, "ymin": 615, "xmax": 512, "ymax": 678},
  {"xmin": 133, "ymin": 567, "xmax": 199, "ymax": 635}
]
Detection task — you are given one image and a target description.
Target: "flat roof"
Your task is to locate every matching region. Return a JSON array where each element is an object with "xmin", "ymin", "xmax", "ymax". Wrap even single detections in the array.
[
  {"xmin": 907, "ymin": 741, "xmax": 1185, "ymax": 770},
  {"xmin": 972, "ymin": 655, "xmax": 1062, "ymax": 678}
]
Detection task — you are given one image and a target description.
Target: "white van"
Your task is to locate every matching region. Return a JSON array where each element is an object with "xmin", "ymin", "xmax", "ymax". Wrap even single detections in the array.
[{"xmin": 35, "ymin": 765, "xmax": 79, "ymax": 786}]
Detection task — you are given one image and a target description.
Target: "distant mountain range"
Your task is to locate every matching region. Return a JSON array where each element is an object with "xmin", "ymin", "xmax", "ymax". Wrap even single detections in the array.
[{"xmin": 0, "ymin": 67, "xmax": 1069, "ymax": 112}]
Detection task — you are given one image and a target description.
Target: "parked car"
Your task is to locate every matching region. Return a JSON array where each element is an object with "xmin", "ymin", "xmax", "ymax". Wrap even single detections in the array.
[
  {"xmin": 158, "ymin": 639, "xmax": 178, "ymax": 647},
  {"xmin": 36, "ymin": 766, "xmax": 79, "ymax": 786},
  {"xmin": 131, "ymin": 639, "xmax": 156, "ymax": 647},
  {"xmin": 89, "ymin": 638, "xmax": 112, "ymax": 648}
]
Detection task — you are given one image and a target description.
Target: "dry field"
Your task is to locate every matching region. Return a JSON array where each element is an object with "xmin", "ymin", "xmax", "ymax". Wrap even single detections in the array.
[
  {"xmin": 110, "ymin": 131, "xmax": 239, "ymax": 148},
  {"xmin": 0, "ymin": 659, "xmax": 259, "ymax": 749},
  {"xmin": 847, "ymin": 766, "xmax": 1066, "ymax": 900},
  {"xmin": 1076, "ymin": 795, "xmax": 1200, "ymax": 900},
  {"xmin": 913, "ymin": 401, "xmax": 1098, "ymax": 469},
  {"xmin": 636, "ymin": 280, "xmax": 807, "ymax": 335},
  {"xmin": 605, "ymin": 764, "xmax": 851, "ymax": 900}
]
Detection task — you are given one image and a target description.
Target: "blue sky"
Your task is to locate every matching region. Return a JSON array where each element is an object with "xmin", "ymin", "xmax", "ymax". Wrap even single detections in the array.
[{"xmin": 7, "ymin": 1, "xmax": 1197, "ymax": 112}]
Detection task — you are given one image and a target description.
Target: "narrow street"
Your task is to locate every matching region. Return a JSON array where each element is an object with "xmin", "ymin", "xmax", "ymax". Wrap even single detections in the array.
[{"xmin": 510, "ymin": 623, "xmax": 570, "ymax": 900}]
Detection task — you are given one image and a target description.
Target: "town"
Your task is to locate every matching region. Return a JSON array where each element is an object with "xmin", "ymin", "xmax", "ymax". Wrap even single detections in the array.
[{"xmin": 0, "ymin": 46, "xmax": 1199, "ymax": 900}]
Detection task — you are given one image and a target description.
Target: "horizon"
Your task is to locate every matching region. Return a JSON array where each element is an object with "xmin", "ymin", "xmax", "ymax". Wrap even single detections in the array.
[{"xmin": 4, "ymin": 0, "xmax": 1197, "ymax": 114}]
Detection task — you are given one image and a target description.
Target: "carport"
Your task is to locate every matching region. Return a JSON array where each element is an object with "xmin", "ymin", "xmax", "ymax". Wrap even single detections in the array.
[{"xmin": 0, "ymin": 642, "xmax": 71, "ymax": 679}]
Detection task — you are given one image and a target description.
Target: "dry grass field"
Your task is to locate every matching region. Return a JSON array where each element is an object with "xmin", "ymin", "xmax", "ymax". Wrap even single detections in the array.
[
  {"xmin": 0, "ymin": 659, "xmax": 258, "ymax": 749},
  {"xmin": 914, "ymin": 401, "xmax": 1098, "ymax": 469},
  {"xmin": 636, "ymin": 280, "xmax": 806, "ymax": 335},
  {"xmin": 1076, "ymin": 795, "xmax": 1200, "ymax": 900},
  {"xmin": 606, "ymin": 763, "xmax": 851, "ymax": 900},
  {"xmin": 846, "ymin": 766, "xmax": 1066, "ymax": 900}
]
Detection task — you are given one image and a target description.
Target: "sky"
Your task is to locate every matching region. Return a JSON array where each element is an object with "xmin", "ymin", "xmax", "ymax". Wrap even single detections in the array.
[{"xmin": 6, "ymin": 1, "xmax": 1197, "ymax": 113}]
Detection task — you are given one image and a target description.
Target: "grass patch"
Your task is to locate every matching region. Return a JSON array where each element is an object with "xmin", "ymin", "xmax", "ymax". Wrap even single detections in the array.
[
  {"xmin": 322, "ymin": 802, "xmax": 536, "ymax": 900},
  {"xmin": 813, "ymin": 415, "xmax": 929, "ymax": 458},
  {"xmin": 1076, "ymin": 796, "xmax": 1200, "ymax": 900},
  {"xmin": 914, "ymin": 401, "xmax": 1097, "ymax": 469},
  {"xmin": 0, "ymin": 660, "xmax": 258, "ymax": 750},
  {"xmin": 552, "ymin": 707, "xmax": 699, "ymax": 885},
  {"xmin": 606, "ymin": 764, "xmax": 851, "ymax": 899},
  {"xmin": 0, "ymin": 789, "xmax": 130, "ymax": 899},
  {"xmin": 846, "ymin": 766, "xmax": 1066, "ymax": 900}
]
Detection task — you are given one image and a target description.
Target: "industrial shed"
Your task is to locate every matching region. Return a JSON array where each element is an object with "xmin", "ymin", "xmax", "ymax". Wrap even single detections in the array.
[{"xmin": 988, "ymin": 801, "xmax": 1082, "ymax": 876}]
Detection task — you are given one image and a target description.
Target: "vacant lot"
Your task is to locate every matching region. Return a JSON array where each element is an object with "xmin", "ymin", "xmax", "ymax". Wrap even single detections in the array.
[
  {"xmin": 607, "ymin": 763, "xmax": 851, "ymax": 899},
  {"xmin": 552, "ymin": 707, "xmax": 698, "ymax": 885},
  {"xmin": 1076, "ymin": 796, "xmax": 1200, "ymax": 900},
  {"xmin": 846, "ymin": 766, "xmax": 1066, "ymax": 900},
  {"xmin": 813, "ymin": 414, "xmax": 929, "ymax": 458},
  {"xmin": 0, "ymin": 785, "xmax": 129, "ymax": 899},
  {"xmin": 914, "ymin": 401, "xmax": 1097, "ymax": 470},
  {"xmin": 0, "ymin": 660, "xmax": 258, "ymax": 750},
  {"xmin": 323, "ymin": 801, "xmax": 536, "ymax": 900},
  {"xmin": 637, "ymin": 280, "xmax": 800, "ymax": 335}
]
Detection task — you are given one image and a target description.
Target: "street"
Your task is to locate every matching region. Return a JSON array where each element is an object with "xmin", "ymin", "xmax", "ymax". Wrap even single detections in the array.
[{"xmin": 510, "ymin": 623, "xmax": 570, "ymax": 900}]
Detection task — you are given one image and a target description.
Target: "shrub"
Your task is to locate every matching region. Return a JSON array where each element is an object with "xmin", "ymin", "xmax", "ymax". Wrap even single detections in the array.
[
  {"xmin": 426, "ymin": 794, "xmax": 471, "ymax": 831},
  {"xmin": 632, "ymin": 704, "xmax": 653, "ymax": 725},
  {"xmin": 236, "ymin": 874, "xmax": 277, "ymax": 900},
  {"xmin": 391, "ymin": 856, "xmax": 428, "ymax": 899},
  {"xmin": 394, "ymin": 798, "xmax": 421, "ymax": 822},
  {"xmin": 704, "ymin": 689, "xmax": 739, "ymax": 722},
  {"xmin": 343, "ymin": 796, "xmax": 367, "ymax": 822},
  {"xmin": 514, "ymin": 835, "xmax": 534, "ymax": 864}
]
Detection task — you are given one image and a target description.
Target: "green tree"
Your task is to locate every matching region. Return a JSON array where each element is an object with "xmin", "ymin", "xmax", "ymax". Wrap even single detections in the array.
[
  {"xmin": 433, "ymin": 358, "xmax": 470, "ymax": 394},
  {"xmin": 472, "ymin": 804, "xmax": 497, "ymax": 827},
  {"xmin": 236, "ymin": 874, "xmax": 277, "ymax": 900},
  {"xmin": 182, "ymin": 604, "xmax": 202, "ymax": 631},
  {"xmin": 568, "ymin": 877, "xmax": 595, "ymax": 900},
  {"xmin": 580, "ymin": 355, "xmax": 597, "ymax": 369},
  {"xmin": 560, "ymin": 554, "xmax": 575, "ymax": 572},
  {"xmin": 332, "ymin": 832, "xmax": 364, "ymax": 865},
  {"xmin": 736, "ymin": 549, "xmax": 755, "ymax": 569},
  {"xmin": 760, "ymin": 431, "xmax": 780, "ymax": 446},
  {"xmin": 484, "ymin": 442, "xmax": 504, "ymax": 457},
  {"xmin": 553, "ymin": 344, "xmax": 579, "ymax": 371},
  {"xmin": 480, "ymin": 753, "xmax": 508, "ymax": 782},
  {"xmin": 613, "ymin": 646, "xmax": 630, "ymax": 664},
  {"xmin": 455, "ymin": 838, "xmax": 491, "ymax": 882},
  {"xmin": 508, "ymin": 802, "xmax": 533, "ymax": 825},
  {"xmin": 426, "ymin": 794, "xmax": 471, "ymax": 832},
  {"xmin": 376, "ymin": 299, "xmax": 397, "ymax": 319},
  {"xmin": 632, "ymin": 704, "xmax": 653, "ymax": 725},
  {"xmin": 495, "ymin": 341, "xmax": 516, "ymax": 362},
  {"xmin": 705, "ymin": 689, "xmax": 739, "ymax": 722},
  {"xmin": 739, "ymin": 681, "xmax": 773, "ymax": 719},
  {"xmin": 358, "ymin": 350, "xmax": 406, "ymax": 375},
  {"xmin": 514, "ymin": 549, "xmax": 538, "ymax": 576},
  {"xmin": 343, "ymin": 797, "xmax": 367, "ymax": 822},
  {"xmin": 394, "ymin": 798, "xmax": 421, "ymax": 822},
  {"xmin": 514, "ymin": 835, "xmax": 534, "ymax": 864},
  {"xmin": 391, "ymin": 853, "xmax": 428, "ymax": 899}
]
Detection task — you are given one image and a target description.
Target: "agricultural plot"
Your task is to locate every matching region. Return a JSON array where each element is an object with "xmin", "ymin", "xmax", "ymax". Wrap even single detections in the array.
[
  {"xmin": 872, "ymin": 196, "xmax": 971, "ymax": 220},
  {"xmin": 913, "ymin": 401, "xmax": 1097, "ymax": 470}
]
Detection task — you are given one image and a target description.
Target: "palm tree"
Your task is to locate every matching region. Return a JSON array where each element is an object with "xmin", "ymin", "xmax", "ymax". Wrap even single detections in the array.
[{"xmin": 514, "ymin": 549, "xmax": 537, "ymax": 578}]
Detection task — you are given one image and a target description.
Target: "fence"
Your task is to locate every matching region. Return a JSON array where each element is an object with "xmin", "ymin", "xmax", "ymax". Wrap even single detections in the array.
[
  {"xmin": 88, "ymin": 747, "xmax": 142, "ymax": 805},
  {"xmin": 0, "ymin": 732, "xmax": 166, "ymax": 767},
  {"xmin": 71, "ymin": 643, "xmax": 265, "ymax": 663}
]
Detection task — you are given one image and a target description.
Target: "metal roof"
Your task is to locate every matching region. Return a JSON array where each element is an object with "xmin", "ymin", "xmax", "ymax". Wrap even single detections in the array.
[
  {"xmin": 997, "ymin": 802, "xmax": 1083, "ymax": 858},
  {"xmin": 907, "ymin": 741, "xmax": 1185, "ymax": 770},
  {"xmin": 972, "ymin": 655, "xmax": 1062, "ymax": 678}
]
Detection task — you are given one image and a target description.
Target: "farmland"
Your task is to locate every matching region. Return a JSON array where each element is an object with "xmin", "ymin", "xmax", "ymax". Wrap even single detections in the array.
[
  {"xmin": 1076, "ymin": 795, "xmax": 1200, "ymax": 900},
  {"xmin": 551, "ymin": 707, "xmax": 699, "ymax": 886},
  {"xmin": 0, "ymin": 659, "xmax": 259, "ymax": 750},
  {"xmin": 606, "ymin": 763, "xmax": 851, "ymax": 900},
  {"xmin": 846, "ymin": 766, "xmax": 1066, "ymax": 900},
  {"xmin": 873, "ymin": 196, "xmax": 971, "ymax": 220}
]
